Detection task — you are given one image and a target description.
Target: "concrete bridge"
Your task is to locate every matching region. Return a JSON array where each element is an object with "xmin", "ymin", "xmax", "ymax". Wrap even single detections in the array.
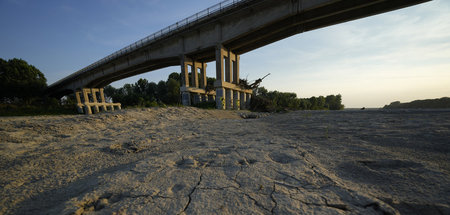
[{"xmin": 48, "ymin": 0, "xmax": 430, "ymax": 112}]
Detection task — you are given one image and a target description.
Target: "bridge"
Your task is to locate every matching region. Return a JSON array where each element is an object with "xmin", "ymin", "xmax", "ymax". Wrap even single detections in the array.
[{"xmin": 48, "ymin": 0, "xmax": 430, "ymax": 113}]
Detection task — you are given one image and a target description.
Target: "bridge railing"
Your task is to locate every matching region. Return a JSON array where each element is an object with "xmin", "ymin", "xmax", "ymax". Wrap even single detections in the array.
[{"xmin": 56, "ymin": 0, "xmax": 249, "ymax": 87}]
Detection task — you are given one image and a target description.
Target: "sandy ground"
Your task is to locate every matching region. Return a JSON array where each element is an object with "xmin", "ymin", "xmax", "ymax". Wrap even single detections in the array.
[{"xmin": 0, "ymin": 107, "xmax": 449, "ymax": 215}]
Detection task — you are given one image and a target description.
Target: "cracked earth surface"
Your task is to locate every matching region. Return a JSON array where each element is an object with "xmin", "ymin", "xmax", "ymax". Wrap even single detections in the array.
[{"xmin": 0, "ymin": 107, "xmax": 449, "ymax": 214}]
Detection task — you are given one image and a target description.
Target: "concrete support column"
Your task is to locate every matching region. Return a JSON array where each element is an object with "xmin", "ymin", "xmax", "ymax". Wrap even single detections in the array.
[
  {"xmin": 82, "ymin": 89, "xmax": 92, "ymax": 115},
  {"xmin": 215, "ymin": 44, "xmax": 226, "ymax": 109},
  {"xmin": 233, "ymin": 91, "xmax": 240, "ymax": 110},
  {"xmin": 193, "ymin": 62, "xmax": 206, "ymax": 89},
  {"xmin": 246, "ymin": 93, "xmax": 252, "ymax": 109},
  {"xmin": 180, "ymin": 55, "xmax": 192, "ymax": 106},
  {"xmin": 74, "ymin": 88, "xmax": 120, "ymax": 114},
  {"xmin": 91, "ymin": 88, "xmax": 100, "ymax": 113},
  {"xmin": 226, "ymin": 89, "xmax": 233, "ymax": 110},
  {"xmin": 99, "ymin": 88, "xmax": 107, "ymax": 111},
  {"xmin": 233, "ymin": 55, "xmax": 240, "ymax": 84},
  {"xmin": 200, "ymin": 63, "xmax": 207, "ymax": 89},
  {"xmin": 193, "ymin": 93, "xmax": 201, "ymax": 104},
  {"xmin": 182, "ymin": 92, "xmax": 191, "ymax": 106},
  {"xmin": 181, "ymin": 55, "xmax": 192, "ymax": 88},
  {"xmin": 216, "ymin": 88, "xmax": 225, "ymax": 109},
  {"xmin": 75, "ymin": 91, "xmax": 84, "ymax": 114},
  {"xmin": 240, "ymin": 92, "xmax": 246, "ymax": 110},
  {"xmin": 191, "ymin": 64, "xmax": 199, "ymax": 89},
  {"xmin": 215, "ymin": 45, "xmax": 225, "ymax": 83},
  {"xmin": 225, "ymin": 56, "xmax": 231, "ymax": 83}
]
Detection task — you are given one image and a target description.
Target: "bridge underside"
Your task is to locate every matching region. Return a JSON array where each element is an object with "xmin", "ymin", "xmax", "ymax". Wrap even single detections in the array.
[{"xmin": 48, "ymin": 0, "xmax": 430, "ymax": 110}]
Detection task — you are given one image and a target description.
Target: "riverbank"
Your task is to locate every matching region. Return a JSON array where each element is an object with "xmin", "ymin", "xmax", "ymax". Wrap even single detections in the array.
[{"xmin": 1, "ymin": 107, "xmax": 449, "ymax": 214}]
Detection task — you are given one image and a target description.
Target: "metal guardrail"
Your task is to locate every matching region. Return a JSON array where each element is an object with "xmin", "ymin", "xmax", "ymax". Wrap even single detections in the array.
[{"xmin": 53, "ymin": 0, "xmax": 249, "ymax": 87}]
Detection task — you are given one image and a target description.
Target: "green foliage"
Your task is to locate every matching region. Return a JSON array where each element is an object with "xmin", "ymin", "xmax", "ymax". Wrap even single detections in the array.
[
  {"xmin": 156, "ymin": 81, "xmax": 168, "ymax": 103},
  {"xmin": 166, "ymin": 78, "xmax": 180, "ymax": 104},
  {"xmin": 250, "ymin": 87, "xmax": 344, "ymax": 112},
  {"xmin": 0, "ymin": 58, "xmax": 47, "ymax": 104},
  {"xmin": 168, "ymin": 72, "xmax": 181, "ymax": 83},
  {"xmin": 104, "ymin": 73, "xmax": 183, "ymax": 108},
  {"xmin": 383, "ymin": 97, "xmax": 450, "ymax": 109}
]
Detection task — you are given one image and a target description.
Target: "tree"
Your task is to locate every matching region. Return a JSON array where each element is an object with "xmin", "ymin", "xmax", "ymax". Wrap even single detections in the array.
[
  {"xmin": 156, "ymin": 80, "xmax": 167, "ymax": 102},
  {"xmin": 0, "ymin": 58, "xmax": 47, "ymax": 104},
  {"xmin": 134, "ymin": 78, "xmax": 149, "ymax": 98},
  {"xmin": 166, "ymin": 78, "xmax": 180, "ymax": 104},
  {"xmin": 146, "ymin": 82, "xmax": 157, "ymax": 101},
  {"xmin": 103, "ymin": 85, "xmax": 116, "ymax": 102},
  {"xmin": 168, "ymin": 72, "xmax": 181, "ymax": 84}
]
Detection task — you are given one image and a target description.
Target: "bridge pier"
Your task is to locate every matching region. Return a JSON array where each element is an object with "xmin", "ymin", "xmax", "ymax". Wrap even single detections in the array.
[
  {"xmin": 180, "ymin": 56, "xmax": 215, "ymax": 106},
  {"xmin": 179, "ymin": 46, "xmax": 252, "ymax": 110},
  {"xmin": 214, "ymin": 45, "xmax": 252, "ymax": 110},
  {"xmin": 74, "ymin": 88, "xmax": 121, "ymax": 115}
]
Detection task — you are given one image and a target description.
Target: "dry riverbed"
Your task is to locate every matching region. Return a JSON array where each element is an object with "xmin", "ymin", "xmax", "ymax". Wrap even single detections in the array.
[{"xmin": 0, "ymin": 107, "xmax": 449, "ymax": 214}]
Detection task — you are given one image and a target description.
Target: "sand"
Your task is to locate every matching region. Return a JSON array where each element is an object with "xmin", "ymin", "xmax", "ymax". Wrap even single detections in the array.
[{"xmin": 0, "ymin": 107, "xmax": 449, "ymax": 214}]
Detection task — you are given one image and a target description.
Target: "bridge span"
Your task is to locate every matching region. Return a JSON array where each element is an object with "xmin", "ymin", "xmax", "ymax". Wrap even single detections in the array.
[{"xmin": 48, "ymin": 0, "xmax": 430, "ymax": 112}]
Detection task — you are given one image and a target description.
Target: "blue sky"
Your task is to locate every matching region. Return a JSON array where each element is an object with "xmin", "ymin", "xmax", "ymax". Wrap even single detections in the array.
[{"xmin": 1, "ymin": 0, "xmax": 449, "ymax": 107}]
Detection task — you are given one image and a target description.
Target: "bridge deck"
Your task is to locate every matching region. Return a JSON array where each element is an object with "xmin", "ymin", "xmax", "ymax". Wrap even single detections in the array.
[{"xmin": 48, "ymin": 0, "xmax": 431, "ymax": 98}]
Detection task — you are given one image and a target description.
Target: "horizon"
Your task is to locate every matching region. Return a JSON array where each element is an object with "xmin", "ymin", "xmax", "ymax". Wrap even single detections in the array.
[{"xmin": 1, "ymin": 0, "xmax": 449, "ymax": 108}]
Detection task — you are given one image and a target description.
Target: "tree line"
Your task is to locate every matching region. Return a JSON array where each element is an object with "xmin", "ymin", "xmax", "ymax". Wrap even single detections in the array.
[
  {"xmin": 104, "ymin": 72, "xmax": 218, "ymax": 108},
  {"xmin": 250, "ymin": 87, "xmax": 344, "ymax": 112},
  {"xmin": 383, "ymin": 97, "xmax": 450, "ymax": 109},
  {"xmin": 1, "ymin": 57, "xmax": 345, "ymax": 114},
  {"xmin": 104, "ymin": 72, "xmax": 182, "ymax": 108}
]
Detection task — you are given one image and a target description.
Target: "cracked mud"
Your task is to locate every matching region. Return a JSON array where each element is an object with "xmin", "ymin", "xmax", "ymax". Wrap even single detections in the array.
[{"xmin": 0, "ymin": 107, "xmax": 449, "ymax": 214}]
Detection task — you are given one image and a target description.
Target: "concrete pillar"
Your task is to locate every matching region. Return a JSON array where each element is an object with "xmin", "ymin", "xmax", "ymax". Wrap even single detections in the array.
[
  {"xmin": 200, "ymin": 63, "xmax": 207, "ymax": 89},
  {"xmin": 75, "ymin": 91, "xmax": 84, "ymax": 114},
  {"xmin": 82, "ymin": 89, "xmax": 92, "ymax": 115},
  {"xmin": 181, "ymin": 55, "xmax": 192, "ymax": 87},
  {"xmin": 181, "ymin": 55, "xmax": 193, "ymax": 107},
  {"xmin": 82, "ymin": 89, "xmax": 90, "ymax": 103},
  {"xmin": 233, "ymin": 55, "xmax": 240, "ymax": 84},
  {"xmin": 226, "ymin": 89, "xmax": 233, "ymax": 110},
  {"xmin": 216, "ymin": 88, "xmax": 225, "ymax": 109},
  {"xmin": 215, "ymin": 45, "xmax": 225, "ymax": 82},
  {"xmin": 233, "ymin": 91, "xmax": 240, "ymax": 110},
  {"xmin": 193, "ymin": 93, "xmax": 201, "ymax": 104},
  {"xmin": 193, "ymin": 61, "xmax": 206, "ymax": 89},
  {"xmin": 191, "ymin": 65, "xmax": 199, "ymax": 88},
  {"xmin": 99, "ymin": 88, "xmax": 107, "ymax": 111},
  {"xmin": 215, "ymin": 44, "xmax": 226, "ymax": 109},
  {"xmin": 246, "ymin": 93, "xmax": 252, "ymax": 109},
  {"xmin": 84, "ymin": 105, "xmax": 92, "ymax": 115},
  {"xmin": 225, "ymin": 56, "xmax": 231, "ymax": 83},
  {"xmin": 91, "ymin": 88, "xmax": 100, "ymax": 113},
  {"xmin": 182, "ymin": 92, "xmax": 191, "ymax": 106},
  {"xmin": 240, "ymin": 92, "xmax": 246, "ymax": 110}
]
